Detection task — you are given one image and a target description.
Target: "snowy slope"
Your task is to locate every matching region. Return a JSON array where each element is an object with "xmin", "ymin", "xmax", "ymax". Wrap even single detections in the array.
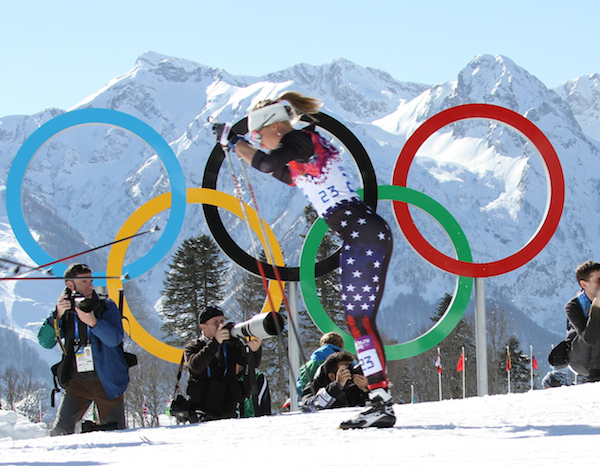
[
  {"xmin": 2, "ymin": 382, "xmax": 600, "ymax": 465},
  {"xmin": 554, "ymin": 73, "xmax": 600, "ymax": 141}
]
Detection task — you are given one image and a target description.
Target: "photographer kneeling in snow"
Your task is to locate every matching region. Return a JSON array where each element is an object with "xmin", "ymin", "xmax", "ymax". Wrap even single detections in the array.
[
  {"xmin": 184, "ymin": 305, "xmax": 264, "ymax": 421},
  {"xmin": 301, "ymin": 351, "xmax": 369, "ymax": 412}
]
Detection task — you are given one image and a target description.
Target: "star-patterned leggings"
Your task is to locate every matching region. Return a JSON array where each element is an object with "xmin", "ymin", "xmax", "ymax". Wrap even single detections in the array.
[{"xmin": 325, "ymin": 202, "xmax": 393, "ymax": 389}]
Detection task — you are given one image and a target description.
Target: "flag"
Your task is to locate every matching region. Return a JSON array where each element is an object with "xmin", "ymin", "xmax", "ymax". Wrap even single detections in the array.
[
  {"xmin": 456, "ymin": 353, "xmax": 464, "ymax": 372},
  {"xmin": 506, "ymin": 348, "xmax": 512, "ymax": 372},
  {"xmin": 143, "ymin": 400, "xmax": 149, "ymax": 421},
  {"xmin": 435, "ymin": 354, "xmax": 443, "ymax": 374},
  {"xmin": 532, "ymin": 354, "xmax": 538, "ymax": 370}
]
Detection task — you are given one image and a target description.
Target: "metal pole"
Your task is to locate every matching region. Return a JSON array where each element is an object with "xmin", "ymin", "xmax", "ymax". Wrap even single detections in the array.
[
  {"xmin": 530, "ymin": 345, "xmax": 534, "ymax": 391},
  {"xmin": 437, "ymin": 347, "xmax": 442, "ymax": 401},
  {"xmin": 462, "ymin": 346, "xmax": 466, "ymax": 399},
  {"xmin": 287, "ymin": 281, "xmax": 300, "ymax": 411},
  {"xmin": 507, "ymin": 346, "xmax": 511, "ymax": 394},
  {"xmin": 474, "ymin": 277, "xmax": 488, "ymax": 396}
]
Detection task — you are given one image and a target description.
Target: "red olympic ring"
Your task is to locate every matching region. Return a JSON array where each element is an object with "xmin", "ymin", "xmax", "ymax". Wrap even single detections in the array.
[{"xmin": 392, "ymin": 104, "xmax": 565, "ymax": 277}]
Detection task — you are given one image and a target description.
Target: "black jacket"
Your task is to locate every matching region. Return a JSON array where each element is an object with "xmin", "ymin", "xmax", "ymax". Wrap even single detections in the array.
[
  {"xmin": 566, "ymin": 295, "xmax": 600, "ymax": 345},
  {"xmin": 184, "ymin": 336, "xmax": 261, "ymax": 419},
  {"xmin": 301, "ymin": 364, "xmax": 369, "ymax": 411}
]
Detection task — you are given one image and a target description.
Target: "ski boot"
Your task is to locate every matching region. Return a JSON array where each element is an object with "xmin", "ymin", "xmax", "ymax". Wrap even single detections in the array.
[{"xmin": 339, "ymin": 387, "xmax": 396, "ymax": 429}]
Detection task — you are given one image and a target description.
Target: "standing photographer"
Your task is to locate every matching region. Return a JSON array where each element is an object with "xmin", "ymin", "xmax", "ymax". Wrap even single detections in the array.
[
  {"xmin": 37, "ymin": 263, "xmax": 129, "ymax": 435},
  {"xmin": 184, "ymin": 305, "xmax": 263, "ymax": 421},
  {"xmin": 301, "ymin": 351, "xmax": 369, "ymax": 411}
]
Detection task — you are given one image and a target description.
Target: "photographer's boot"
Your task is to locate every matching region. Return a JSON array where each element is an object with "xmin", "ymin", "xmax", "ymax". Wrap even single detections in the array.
[{"xmin": 339, "ymin": 387, "xmax": 396, "ymax": 429}]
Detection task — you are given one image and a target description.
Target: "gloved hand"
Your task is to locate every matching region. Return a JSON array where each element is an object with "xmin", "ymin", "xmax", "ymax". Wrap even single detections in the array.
[
  {"xmin": 212, "ymin": 123, "xmax": 242, "ymax": 146},
  {"xmin": 228, "ymin": 134, "xmax": 245, "ymax": 152}
]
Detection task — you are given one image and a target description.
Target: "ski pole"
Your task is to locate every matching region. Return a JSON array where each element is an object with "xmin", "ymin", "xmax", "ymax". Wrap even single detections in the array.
[
  {"xmin": 217, "ymin": 124, "xmax": 308, "ymax": 369},
  {"xmin": 0, "ymin": 257, "xmax": 54, "ymax": 276},
  {"xmin": 0, "ymin": 274, "xmax": 129, "ymax": 281},
  {"xmin": 236, "ymin": 152, "xmax": 309, "ymax": 365},
  {"xmin": 12, "ymin": 226, "xmax": 159, "ymax": 277}
]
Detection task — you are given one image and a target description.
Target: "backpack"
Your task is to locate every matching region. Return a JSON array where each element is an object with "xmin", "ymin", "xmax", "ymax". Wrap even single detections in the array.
[
  {"xmin": 242, "ymin": 370, "xmax": 271, "ymax": 418},
  {"xmin": 296, "ymin": 359, "xmax": 322, "ymax": 396},
  {"xmin": 548, "ymin": 340, "xmax": 571, "ymax": 369}
]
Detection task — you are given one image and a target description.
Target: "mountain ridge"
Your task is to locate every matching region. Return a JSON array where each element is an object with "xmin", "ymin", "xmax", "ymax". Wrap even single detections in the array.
[{"xmin": 1, "ymin": 52, "xmax": 599, "ymax": 370}]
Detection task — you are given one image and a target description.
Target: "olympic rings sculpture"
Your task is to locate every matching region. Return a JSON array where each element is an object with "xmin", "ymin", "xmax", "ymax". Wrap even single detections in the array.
[{"xmin": 7, "ymin": 104, "xmax": 564, "ymax": 362}]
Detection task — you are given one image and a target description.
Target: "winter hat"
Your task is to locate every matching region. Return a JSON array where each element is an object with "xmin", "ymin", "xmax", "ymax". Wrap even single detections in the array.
[{"xmin": 198, "ymin": 305, "xmax": 224, "ymax": 325}]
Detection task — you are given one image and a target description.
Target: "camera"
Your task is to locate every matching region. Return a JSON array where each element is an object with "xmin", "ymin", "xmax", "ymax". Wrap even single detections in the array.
[
  {"xmin": 346, "ymin": 363, "xmax": 363, "ymax": 375},
  {"xmin": 226, "ymin": 312, "xmax": 285, "ymax": 342},
  {"xmin": 69, "ymin": 290, "xmax": 103, "ymax": 314}
]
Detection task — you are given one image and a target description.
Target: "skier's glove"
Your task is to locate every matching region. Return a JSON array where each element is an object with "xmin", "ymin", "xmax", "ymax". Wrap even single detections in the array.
[
  {"xmin": 212, "ymin": 123, "xmax": 242, "ymax": 147},
  {"xmin": 228, "ymin": 134, "xmax": 245, "ymax": 152}
]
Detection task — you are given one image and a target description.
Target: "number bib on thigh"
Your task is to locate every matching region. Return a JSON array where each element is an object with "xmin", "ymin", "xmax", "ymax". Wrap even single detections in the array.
[{"xmin": 355, "ymin": 336, "xmax": 383, "ymax": 377}]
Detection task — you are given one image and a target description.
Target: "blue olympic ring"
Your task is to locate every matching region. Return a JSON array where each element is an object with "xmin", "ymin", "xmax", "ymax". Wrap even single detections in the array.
[{"xmin": 6, "ymin": 108, "xmax": 187, "ymax": 281}]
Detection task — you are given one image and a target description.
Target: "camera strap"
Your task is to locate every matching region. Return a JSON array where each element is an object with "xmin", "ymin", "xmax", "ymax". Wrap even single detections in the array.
[
  {"xmin": 73, "ymin": 314, "xmax": 91, "ymax": 346},
  {"xmin": 207, "ymin": 345, "xmax": 228, "ymax": 378},
  {"xmin": 53, "ymin": 314, "xmax": 68, "ymax": 355},
  {"xmin": 172, "ymin": 353, "xmax": 186, "ymax": 400},
  {"xmin": 244, "ymin": 346, "xmax": 259, "ymax": 415}
]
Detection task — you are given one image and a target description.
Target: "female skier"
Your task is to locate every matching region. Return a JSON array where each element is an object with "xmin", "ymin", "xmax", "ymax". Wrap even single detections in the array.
[{"xmin": 214, "ymin": 92, "xmax": 395, "ymax": 429}]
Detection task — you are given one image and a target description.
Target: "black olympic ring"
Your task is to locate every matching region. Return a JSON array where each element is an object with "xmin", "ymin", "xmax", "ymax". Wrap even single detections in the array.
[{"xmin": 202, "ymin": 112, "xmax": 378, "ymax": 281}]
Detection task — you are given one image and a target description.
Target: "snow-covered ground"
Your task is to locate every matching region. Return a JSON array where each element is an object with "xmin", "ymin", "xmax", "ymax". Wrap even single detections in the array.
[{"xmin": 2, "ymin": 382, "xmax": 599, "ymax": 465}]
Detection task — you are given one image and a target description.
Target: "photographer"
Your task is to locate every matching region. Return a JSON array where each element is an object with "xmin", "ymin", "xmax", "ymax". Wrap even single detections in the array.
[
  {"xmin": 301, "ymin": 351, "xmax": 369, "ymax": 412},
  {"xmin": 184, "ymin": 305, "xmax": 263, "ymax": 421},
  {"xmin": 37, "ymin": 263, "xmax": 129, "ymax": 436},
  {"xmin": 564, "ymin": 260, "xmax": 600, "ymax": 381}
]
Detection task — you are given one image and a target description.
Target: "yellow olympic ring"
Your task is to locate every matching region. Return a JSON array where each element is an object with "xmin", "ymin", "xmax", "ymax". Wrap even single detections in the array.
[{"xmin": 106, "ymin": 188, "xmax": 285, "ymax": 363}]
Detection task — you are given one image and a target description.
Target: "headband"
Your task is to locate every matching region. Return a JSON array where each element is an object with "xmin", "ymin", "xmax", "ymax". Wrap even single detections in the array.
[{"xmin": 247, "ymin": 102, "xmax": 289, "ymax": 132}]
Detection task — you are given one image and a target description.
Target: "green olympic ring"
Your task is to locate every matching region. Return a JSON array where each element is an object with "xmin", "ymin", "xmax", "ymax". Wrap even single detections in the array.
[{"xmin": 299, "ymin": 185, "xmax": 473, "ymax": 360}]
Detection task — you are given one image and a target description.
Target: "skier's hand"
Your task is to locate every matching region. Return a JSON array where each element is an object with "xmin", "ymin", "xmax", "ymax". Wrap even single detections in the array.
[
  {"xmin": 228, "ymin": 134, "xmax": 245, "ymax": 152},
  {"xmin": 212, "ymin": 123, "xmax": 228, "ymax": 143},
  {"xmin": 212, "ymin": 123, "xmax": 242, "ymax": 148}
]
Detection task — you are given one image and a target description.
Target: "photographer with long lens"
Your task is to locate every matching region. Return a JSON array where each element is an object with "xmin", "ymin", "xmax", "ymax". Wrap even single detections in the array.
[
  {"xmin": 301, "ymin": 351, "xmax": 369, "ymax": 412},
  {"xmin": 37, "ymin": 263, "xmax": 129, "ymax": 436},
  {"xmin": 184, "ymin": 305, "xmax": 264, "ymax": 422}
]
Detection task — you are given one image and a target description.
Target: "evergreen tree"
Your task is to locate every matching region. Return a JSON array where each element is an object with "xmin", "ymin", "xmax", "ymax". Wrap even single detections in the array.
[
  {"xmin": 160, "ymin": 235, "xmax": 227, "ymax": 346},
  {"xmin": 486, "ymin": 305, "xmax": 515, "ymax": 394},
  {"xmin": 503, "ymin": 335, "xmax": 531, "ymax": 394}
]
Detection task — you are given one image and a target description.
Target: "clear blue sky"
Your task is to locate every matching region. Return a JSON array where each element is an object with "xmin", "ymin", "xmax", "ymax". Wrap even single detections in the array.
[{"xmin": 1, "ymin": 0, "xmax": 598, "ymax": 117}]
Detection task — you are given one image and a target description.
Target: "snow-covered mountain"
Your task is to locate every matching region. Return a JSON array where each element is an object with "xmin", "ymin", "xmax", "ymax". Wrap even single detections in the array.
[{"xmin": 1, "ymin": 51, "xmax": 599, "ymax": 369}]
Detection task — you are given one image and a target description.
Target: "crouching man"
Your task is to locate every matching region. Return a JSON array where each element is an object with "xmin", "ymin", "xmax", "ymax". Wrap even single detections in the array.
[
  {"xmin": 184, "ymin": 305, "xmax": 263, "ymax": 421},
  {"xmin": 301, "ymin": 351, "xmax": 369, "ymax": 411}
]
